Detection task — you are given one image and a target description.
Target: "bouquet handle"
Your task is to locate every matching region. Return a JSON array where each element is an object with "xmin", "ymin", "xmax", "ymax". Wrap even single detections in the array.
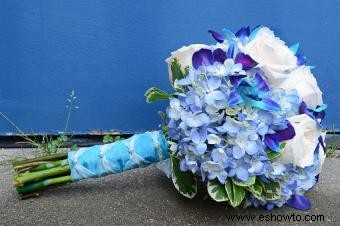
[
  {"xmin": 13, "ymin": 131, "xmax": 169, "ymax": 198},
  {"xmin": 68, "ymin": 130, "xmax": 169, "ymax": 181}
]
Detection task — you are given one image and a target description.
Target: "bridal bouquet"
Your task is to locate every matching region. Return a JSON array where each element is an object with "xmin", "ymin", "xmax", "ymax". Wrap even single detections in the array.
[{"xmin": 12, "ymin": 26, "xmax": 327, "ymax": 211}]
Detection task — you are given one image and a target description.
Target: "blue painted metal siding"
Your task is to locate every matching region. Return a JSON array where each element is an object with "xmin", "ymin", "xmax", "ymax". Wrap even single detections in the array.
[{"xmin": 0, "ymin": 0, "xmax": 339, "ymax": 134}]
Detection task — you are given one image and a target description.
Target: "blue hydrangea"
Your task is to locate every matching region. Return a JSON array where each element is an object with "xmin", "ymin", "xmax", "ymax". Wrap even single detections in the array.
[
  {"xmin": 164, "ymin": 27, "xmax": 325, "ymax": 210},
  {"xmin": 167, "ymin": 55, "xmax": 301, "ymax": 183},
  {"xmin": 247, "ymin": 144, "xmax": 322, "ymax": 210}
]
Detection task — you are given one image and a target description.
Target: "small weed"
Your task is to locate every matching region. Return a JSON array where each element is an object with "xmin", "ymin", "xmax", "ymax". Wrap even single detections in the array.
[
  {"xmin": 326, "ymin": 145, "xmax": 338, "ymax": 158},
  {"xmin": 103, "ymin": 134, "xmax": 123, "ymax": 144},
  {"xmin": 40, "ymin": 134, "xmax": 71, "ymax": 155},
  {"xmin": 0, "ymin": 90, "xmax": 79, "ymax": 165},
  {"xmin": 326, "ymin": 125, "xmax": 339, "ymax": 158},
  {"xmin": 64, "ymin": 90, "xmax": 78, "ymax": 133}
]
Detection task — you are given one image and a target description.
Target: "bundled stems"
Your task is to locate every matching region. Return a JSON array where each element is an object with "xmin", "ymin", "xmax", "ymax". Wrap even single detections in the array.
[
  {"xmin": 30, "ymin": 159, "xmax": 68, "ymax": 172},
  {"xmin": 16, "ymin": 175, "xmax": 72, "ymax": 194},
  {"xmin": 12, "ymin": 153, "xmax": 72, "ymax": 199},
  {"xmin": 12, "ymin": 152, "xmax": 68, "ymax": 168},
  {"xmin": 14, "ymin": 165, "xmax": 70, "ymax": 186}
]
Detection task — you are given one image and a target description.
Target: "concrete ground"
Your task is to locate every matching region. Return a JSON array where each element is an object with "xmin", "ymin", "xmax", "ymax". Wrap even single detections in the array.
[{"xmin": 0, "ymin": 148, "xmax": 339, "ymax": 226}]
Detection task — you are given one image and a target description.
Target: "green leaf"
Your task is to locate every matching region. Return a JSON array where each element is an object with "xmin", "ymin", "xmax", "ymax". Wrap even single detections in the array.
[
  {"xmin": 170, "ymin": 58, "xmax": 186, "ymax": 83},
  {"xmin": 171, "ymin": 155, "xmax": 197, "ymax": 199},
  {"xmin": 158, "ymin": 111, "xmax": 167, "ymax": 121},
  {"xmin": 158, "ymin": 111, "xmax": 169, "ymax": 136},
  {"xmin": 59, "ymin": 135, "xmax": 69, "ymax": 142},
  {"xmin": 70, "ymin": 144, "xmax": 79, "ymax": 151},
  {"xmin": 262, "ymin": 180, "xmax": 281, "ymax": 200},
  {"xmin": 280, "ymin": 142, "xmax": 286, "ymax": 149},
  {"xmin": 267, "ymin": 142, "xmax": 287, "ymax": 161},
  {"xmin": 267, "ymin": 151, "xmax": 281, "ymax": 161},
  {"xmin": 103, "ymin": 134, "xmax": 114, "ymax": 143},
  {"xmin": 232, "ymin": 176, "xmax": 256, "ymax": 187},
  {"xmin": 145, "ymin": 87, "xmax": 171, "ymax": 103},
  {"xmin": 246, "ymin": 178, "xmax": 264, "ymax": 200},
  {"xmin": 225, "ymin": 178, "xmax": 245, "ymax": 207},
  {"xmin": 113, "ymin": 136, "xmax": 123, "ymax": 142},
  {"xmin": 207, "ymin": 180, "xmax": 228, "ymax": 202}
]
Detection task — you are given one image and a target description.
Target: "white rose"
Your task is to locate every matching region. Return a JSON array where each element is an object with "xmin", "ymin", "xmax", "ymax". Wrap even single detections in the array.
[
  {"xmin": 240, "ymin": 27, "xmax": 297, "ymax": 86},
  {"xmin": 280, "ymin": 114, "xmax": 321, "ymax": 168},
  {"xmin": 278, "ymin": 66, "xmax": 323, "ymax": 109},
  {"xmin": 166, "ymin": 44, "xmax": 209, "ymax": 83}
]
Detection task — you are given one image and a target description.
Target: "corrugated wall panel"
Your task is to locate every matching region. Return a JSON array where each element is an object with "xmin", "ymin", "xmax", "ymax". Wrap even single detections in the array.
[{"xmin": 0, "ymin": 0, "xmax": 339, "ymax": 134}]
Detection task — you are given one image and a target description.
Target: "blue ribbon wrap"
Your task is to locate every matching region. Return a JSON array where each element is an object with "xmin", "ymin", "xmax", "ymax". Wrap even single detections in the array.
[{"xmin": 67, "ymin": 131, "xmax": 169, "ymax": 181}]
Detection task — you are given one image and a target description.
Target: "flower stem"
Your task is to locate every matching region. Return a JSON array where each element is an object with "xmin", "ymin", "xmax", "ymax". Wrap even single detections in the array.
[
  {"xmin": 14, "ymin": 165, "xmax": 70, "ymax": 186},
  {"xmin": 16, "ymin": 175, "xmax": 72, "ymax": 194},
  {"xmin": 12, "ymin": 152, "xmax": 68, "ymax": 167},
  {"xmin": 14, "ymin": 161, "xmax": 51, "ymax": 172},
  {"xmin": 29, "ymin": 159, "xmax": 68, "ymax": 172}
]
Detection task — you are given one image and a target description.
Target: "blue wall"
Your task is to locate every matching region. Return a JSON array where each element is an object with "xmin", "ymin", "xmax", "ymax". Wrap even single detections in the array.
[{"xmin": 0, "ymin": 0, "xmax": 339, "ymax": 135}]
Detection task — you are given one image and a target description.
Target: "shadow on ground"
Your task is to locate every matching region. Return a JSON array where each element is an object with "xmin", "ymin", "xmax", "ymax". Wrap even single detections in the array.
[{"xmin": 0, "ymin": 149, "xmax": 339, "ymax": 225}]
